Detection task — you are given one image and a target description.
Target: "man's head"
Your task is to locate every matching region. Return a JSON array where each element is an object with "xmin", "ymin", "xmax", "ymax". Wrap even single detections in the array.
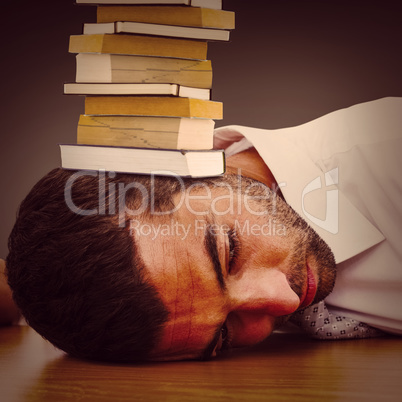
[
  {"xmin": 6, "ymin": 151, "xmax": 336, "ymax": 362},
  {"xmin": 135, "ymin": 172, "xmax": 336, "ymax": 360}
]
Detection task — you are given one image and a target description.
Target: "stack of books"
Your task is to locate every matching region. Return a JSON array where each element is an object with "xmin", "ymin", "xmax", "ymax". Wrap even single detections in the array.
[{"xmin": 61, "ymin": 0, "xmax": 235, "ymax": 177}]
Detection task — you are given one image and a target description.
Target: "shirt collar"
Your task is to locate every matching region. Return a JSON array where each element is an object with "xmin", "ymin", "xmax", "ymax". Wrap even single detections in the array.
[{"xmin": 214, "ymin": 125, "xmax": 384, "ymax": 264}]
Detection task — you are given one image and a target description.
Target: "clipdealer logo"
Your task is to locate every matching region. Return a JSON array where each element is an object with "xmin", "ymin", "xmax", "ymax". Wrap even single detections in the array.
[
  {"xmin": 301, "ymin": 168, "xmax": 339, "ymax": 234},
  {"xmin": 63, "ymin": 167, "xmax": 340, "ymax": 235}
]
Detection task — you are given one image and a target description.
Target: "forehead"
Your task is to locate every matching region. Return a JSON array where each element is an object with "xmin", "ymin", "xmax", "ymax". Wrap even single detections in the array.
[{"xmin": 134, "ymin": 210, "xmax": 226, "ymax": 360}]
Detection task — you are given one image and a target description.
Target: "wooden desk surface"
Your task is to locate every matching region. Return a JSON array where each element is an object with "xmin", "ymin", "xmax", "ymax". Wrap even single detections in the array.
[{"xmin": 1, "ymin": 325, "xmax": 401, "ymax": 402}]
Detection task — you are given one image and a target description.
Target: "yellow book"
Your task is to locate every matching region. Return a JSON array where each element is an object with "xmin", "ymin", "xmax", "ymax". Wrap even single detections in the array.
[
  {"xmin": 97, "ymin": 6, "xmax": 235, "ymax": 29},
  {"xmin": 69, "ymin": 34, "xmax": 208, "ymax": 60},
  {"xmin": 84, "ymin": 97, "xmax": 223, "ymax": 119},
  {"xmin": 77, "ymin": 115, "xmax": 215, "ymax": 149},
  {"xmin": 75, "ymin": 54, "xmax": 213, "ymax": 89}
]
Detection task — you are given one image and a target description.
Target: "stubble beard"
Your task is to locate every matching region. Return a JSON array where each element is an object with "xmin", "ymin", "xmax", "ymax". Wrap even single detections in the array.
[{"xmin": 203, "ymin": 174, "xmax": 337, "ymax": 306}]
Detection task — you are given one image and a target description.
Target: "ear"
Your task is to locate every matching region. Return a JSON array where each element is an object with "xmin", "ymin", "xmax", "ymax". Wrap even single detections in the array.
[{"xmin": 225, "ymin": 147, "xmax": 278, "ymax": 190}]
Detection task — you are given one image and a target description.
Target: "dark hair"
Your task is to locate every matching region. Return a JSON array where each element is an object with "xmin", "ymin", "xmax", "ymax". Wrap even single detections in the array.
[{"xmin": 6, "ymin": 168, "xmax": 187, "ymax": 362}]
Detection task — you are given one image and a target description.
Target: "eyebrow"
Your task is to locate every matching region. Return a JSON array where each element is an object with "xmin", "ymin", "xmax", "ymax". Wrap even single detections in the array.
[{"xmin": 204, "ymin": 224, "xmax": 225, "ymax": 291}]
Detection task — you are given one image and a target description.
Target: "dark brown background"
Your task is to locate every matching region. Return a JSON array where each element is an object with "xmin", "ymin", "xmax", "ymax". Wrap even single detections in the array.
[{"xmin": 1, "ymin": 0, "xmax": 401, "ymax": 257}]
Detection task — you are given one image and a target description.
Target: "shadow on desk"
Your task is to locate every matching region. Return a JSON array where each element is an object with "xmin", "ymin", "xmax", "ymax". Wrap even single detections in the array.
[{"xmin": 1, "ymin": 325, "xmax": 401, "ymax": 401}]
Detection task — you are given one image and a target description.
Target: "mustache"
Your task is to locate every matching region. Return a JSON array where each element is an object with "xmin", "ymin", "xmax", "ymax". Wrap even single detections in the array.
[
  {"xmin": 287, "ymin": 248, "xmax": 307, "ymax": 302},
  {"xmin": 306, "ymin": 227, "xmax": 337, "ymax": 304},
  {"xmin": 287, "ymin": 223, "xmax": 337, "ymax": 308}
]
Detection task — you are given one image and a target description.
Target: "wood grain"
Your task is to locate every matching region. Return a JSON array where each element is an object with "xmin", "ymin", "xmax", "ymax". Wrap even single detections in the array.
[{"xmin": 0, "ymin": 326, "xmax": 401, "ymax": 401}]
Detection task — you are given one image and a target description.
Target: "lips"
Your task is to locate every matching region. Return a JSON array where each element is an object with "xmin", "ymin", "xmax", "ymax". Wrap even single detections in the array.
[{"xmin": 299, "ymin": 263, "xmax": 317, "ymax": 308}]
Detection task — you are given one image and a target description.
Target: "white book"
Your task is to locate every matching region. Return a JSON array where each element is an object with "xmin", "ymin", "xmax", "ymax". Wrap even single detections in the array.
[
  {"xmin": 60, "ymin": 144, "xmax": 225, "ymax": 178},
  {"xmin": 83, "ymin": 22, "xmax": 230, "ymax": 41},
  {"xmin": 75, "ymin": 0, "xmax": 222, "ymax": 10},
  {"xmin": 64, "ymin": 83, "xmax": 211, "ymax": 99}
]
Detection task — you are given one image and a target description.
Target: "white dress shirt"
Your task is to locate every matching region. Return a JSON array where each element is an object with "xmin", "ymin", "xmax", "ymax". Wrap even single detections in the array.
[{"xmin": 214, "ymin": 97, "xmax": 402, "ymax": 335}]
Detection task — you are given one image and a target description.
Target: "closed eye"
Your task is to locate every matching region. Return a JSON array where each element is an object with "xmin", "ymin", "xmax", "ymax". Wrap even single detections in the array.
[{"xmin": 215, "ymin": 320, "xmax": 233, "ymax": 355}]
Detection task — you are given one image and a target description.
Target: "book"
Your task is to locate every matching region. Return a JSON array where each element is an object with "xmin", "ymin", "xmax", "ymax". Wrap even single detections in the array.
[
  {"xmin": 77, "ymin": 115, "xmax": 215, "ymax": 149},
  {"xmin": 83, "ymin": 22, "xmax": 230, "ymax": 41},
  {"xmin": 60, "ymin": 144, "xmax": 225, "ymax": 178},
  {"xmin": 69, "ymin": 34, "xmax": 208, "ymax": 60},
  {"xmin": 64, "ymin": 83, "xmax": 210, "ymax": 99},
  {"xmin": 75, "ymin": 0, "xmax": 222, "ymax": 10},
  {"xmin": 75, "ymin": 54, "xmax": 213, "ymax": 89},
  {"xmin": 84, "ymin": 96, "xmax": 223, "ymax": 119},
  {"xmin": 97, "ymin": 6, "xmax": 235, "ymax": 29}
]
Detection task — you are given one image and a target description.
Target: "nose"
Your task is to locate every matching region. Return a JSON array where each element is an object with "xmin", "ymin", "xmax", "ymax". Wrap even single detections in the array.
[{"xmin": 228, "ymin": 268, "xmax": 300, "ymax": 317}]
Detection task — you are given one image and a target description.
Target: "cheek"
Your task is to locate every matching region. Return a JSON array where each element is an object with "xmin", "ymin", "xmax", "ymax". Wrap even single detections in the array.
[
  {"xmin": 229, "ymin": 312, "xmax": 275, "ymax": 347},
  {"xmin": 241, "ymin": 233, "xmax": 295, "ymax": 268}
]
